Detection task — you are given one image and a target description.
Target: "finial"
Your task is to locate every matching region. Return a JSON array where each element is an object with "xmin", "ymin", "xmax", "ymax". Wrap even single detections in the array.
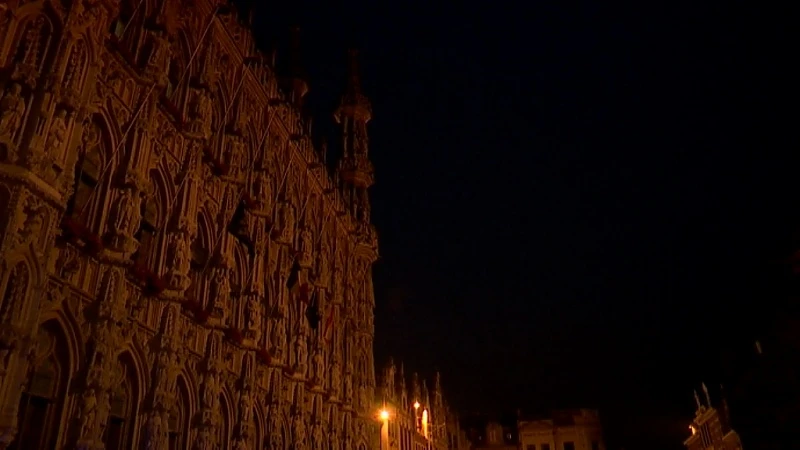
[
  {"xmin": 702, "ymin": 382, "xmax": 711, "ymax": 406},
  {"xmin": 694, "ymin": 390, "xmax": 702, "ymax": 410}
]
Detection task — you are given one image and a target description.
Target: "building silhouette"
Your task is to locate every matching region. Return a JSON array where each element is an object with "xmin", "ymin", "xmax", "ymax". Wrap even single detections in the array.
[
  {"xmin": 0, "ymin": 0, "xmax": 382, "ymax": 448},
  {"xmin": 684, "ymin": 385, "xmax": 743, "ymax": 450},
  {"xmin": 375, "ymin": 359, "xmax": 469, "ymax": 450},
  {"xmin": 518, "ymin": 410, "xmax": 604, "ymax": 450},
  {"xmin": 463, "ymin": 410, "xmax": 605, "ymax": 450}
]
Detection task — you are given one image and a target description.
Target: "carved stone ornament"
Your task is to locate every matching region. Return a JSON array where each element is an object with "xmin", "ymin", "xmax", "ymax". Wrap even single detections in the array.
[{"xmin": 0, "ymin": 0, "xmax": 405, "ymax": 448}]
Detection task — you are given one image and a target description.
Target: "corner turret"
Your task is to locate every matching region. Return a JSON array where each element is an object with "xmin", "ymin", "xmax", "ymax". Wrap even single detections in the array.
[{"xmin": 335, "ymin": 50, "xmax": 375, "ymax": 227}]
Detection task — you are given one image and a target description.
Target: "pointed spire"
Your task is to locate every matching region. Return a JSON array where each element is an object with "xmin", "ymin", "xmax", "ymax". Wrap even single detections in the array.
[
  {"xmin": 694, "ymin": 390, "xmax": 702, "ymax": 411},
  {"xmin": 340, "ymin": 49, "xmax": 371, "ymax": 115},
  {"xmin": 702, "ymin": 382, "xmax": 711, "ymax": 406},
  {"xmin": 412, "ymin": 372, "xmax": 421, "ymax": 402},
  {"xmin": 383, "ymin": 357, "xmax": 396, "ymax": 398},
  {"xmin": 398, "ymin": 363, "xmax": 407, "ymax": 401},
  {"xmin": 334, "ymin": 49, "xmax": 375, "ymax": 225}
]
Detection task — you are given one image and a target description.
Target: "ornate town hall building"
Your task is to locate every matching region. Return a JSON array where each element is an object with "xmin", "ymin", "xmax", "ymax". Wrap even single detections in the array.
[{"xmin": 0, "ymin": 0, "xmax": 382, "ymax": 449}]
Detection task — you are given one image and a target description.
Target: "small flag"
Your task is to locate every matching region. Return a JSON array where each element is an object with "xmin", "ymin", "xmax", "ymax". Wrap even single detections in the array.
[
  {"xmin": 286, "ymin": 257, "xmax": 301, "ymax": 290},
  {"xmin": 227, "ymin": 202, "xmax": 254, "ymax": 255},
  {"xmin": 305, "ymin": 295, "xmax": 321, "ymax": 329}
]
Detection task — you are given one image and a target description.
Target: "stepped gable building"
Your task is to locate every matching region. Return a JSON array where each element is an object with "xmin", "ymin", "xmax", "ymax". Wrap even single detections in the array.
[
  {"xmin": 684, "ymin": 385, "xmax": 743, "ymax": 450},
  {"xmin": 0, "ymin": 0, "xmax": 381, "ymax": 449},
  {"xmin": 375, "ymin": 359, "xmax": 468, "ymax": 450}
]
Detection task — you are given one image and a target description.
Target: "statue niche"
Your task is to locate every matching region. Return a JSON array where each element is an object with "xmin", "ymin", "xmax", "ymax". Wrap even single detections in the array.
[
  {"xmin": 10, "ymin": 15, "xmax": 55, "ymax": 81},
  {"xmin": 0, "ymin": 263, "xmax": 32, "ymax": 367},
  {"xmin": 58, "ymin": 39, "xmax": 89, "ymax": 109},
  {"xmin": 0, "ymin": 83, "xmax": 28, "ymax": 156}
]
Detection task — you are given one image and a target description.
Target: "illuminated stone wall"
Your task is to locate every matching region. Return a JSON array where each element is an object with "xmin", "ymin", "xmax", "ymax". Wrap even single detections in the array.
[
  {"xmin": 376, "ymin": 361, "xmax": 469, "ymax": 450},
  {"xmin": 0, "ymin": 0, "xmax": 379, "ymax": 448}
]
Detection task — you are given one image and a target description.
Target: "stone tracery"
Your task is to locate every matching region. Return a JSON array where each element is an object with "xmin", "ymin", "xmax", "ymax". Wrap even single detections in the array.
[{"xmin": 0, "ymin": 1, "xmax": 380, "ymax": 449}]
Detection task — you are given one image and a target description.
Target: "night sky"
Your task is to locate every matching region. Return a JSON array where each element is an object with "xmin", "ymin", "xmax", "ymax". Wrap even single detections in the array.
[{"xmin": 248, "ymin": 1, "xmax": 793, "ymax": 448}]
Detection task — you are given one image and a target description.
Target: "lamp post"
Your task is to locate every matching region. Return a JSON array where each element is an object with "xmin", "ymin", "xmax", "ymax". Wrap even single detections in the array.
[{"xmin": 379, "ymin": 407, "xmax": 390, "ymax": 450}]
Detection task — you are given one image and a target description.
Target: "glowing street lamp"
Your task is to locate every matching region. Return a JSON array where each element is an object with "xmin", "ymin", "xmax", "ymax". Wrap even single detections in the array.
[
  {"xmin": 380, "ymin": 409, "xmax": 390, "ymax": 421},
  {"xmin": 413, "ymin": 401, "xmax": 420, "ymax": 410}
]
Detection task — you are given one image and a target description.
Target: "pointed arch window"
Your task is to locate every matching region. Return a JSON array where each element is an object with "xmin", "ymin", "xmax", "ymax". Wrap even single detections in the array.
[
  {"xmin": 218, "ymin": 394, "xmax": 231, "ymax": 446},
  {"xmin": 109, "ymin": 0, "xmax": 145, "ymax": 63},
  {"xmin": 12, "ymin": 325, "xmax": 68, "ymax": 450},
  {"xmin": 12, "ymin": 357, "xmax": 59, "ymax": 450},
  {"xmin": 103, "ymin": 362, "xmax": 136, "ymax": 450},
  {"xmin": 167, "ymin": 381, "xmax": 187, "ymax": 450}
]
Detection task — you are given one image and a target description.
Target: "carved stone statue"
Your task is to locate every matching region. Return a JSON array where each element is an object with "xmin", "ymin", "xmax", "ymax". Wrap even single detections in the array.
[
  {"xmin": 330, "ymin": 427, "xmax": 341, "ymax": 450},
  {"xmin": 143, "ymin": 412, "xmax": 164, "ymax": 450},
  {"xmin": 0, "ymin": 83, "xmax": 26, "ymax": 141},
  {"xmin": 269, "ymin": 413, "xmax": 284, "ymax": 448},
  {"xmin": 192, "ymin": 90, "xmax": 212, "ymax": 138},
  {"xmin": 202, "ymin": 372, "xmax": 218, "ymax": 409},
  {"xmin": 299, "ymin": 227, "xmax": 313, "ymax": 267},
  {"xmin": 343, "ymin": 368, "xmax": 353, "ymax": 403},
  {"xmin": 312, "ymin": 422, "xmax": 324, "ymax": 450},
  {"xmin": 225, "ymin": 137, "xmax": 245, "ymax": 177},
  {"xmin": 271, "ymin": 319, "xmax": 286, "ymax": 362},
  {"xmin": 146, "ymin": 35, "xmax": 171, "ymax": 81},
  {"xmin": 168, "ymin": 232, "xmax": 191, "ymax": 280},
  {"xmin": 45, "ymin": 109, "xmax": 68, "ymax": 154},
  {"xmin": 314, "ymin": 244, "xmax": 330, "ymax": 288},
  {"xmin": 79, "ymin": 388, "xmax": 98, "ymax": 438},
  {"xmin": 329, "ymin": 359, "xmax": 342, "ymax": 398},
  {"xmin": 358, "ymin": 384, "xmax": 367, "ymax": 410},
  {"xmin": 239, "ymin": 390, "xmax": 252, "ymax": 423},
  {"xmin": 311, "ymin": 347, "xmax": 325, "ymax": 385},
  {"xmin": 293, "ymin": 332, "xmax": 308, "ymax": 376},
  {"xmin": 110, "ymin": 188, "xmax": 141, "ymax": 236},
  {"xmin": 209, "ymin": 267, "xmax": 230, "ymax": 314},
  {"xmin": 278, "ymin": 201, "xmax": 295, "ymax": 244},
  {"xmin": 244, "ymin": 295, "xmax": 262, "ymax": 341},
  {"xmin": 254, "ymin": 170, "xmax": 272, "ymax": 211},
  {"xmin": 292, "ymin": 413, "xmax": 307, "ymax": 450}
]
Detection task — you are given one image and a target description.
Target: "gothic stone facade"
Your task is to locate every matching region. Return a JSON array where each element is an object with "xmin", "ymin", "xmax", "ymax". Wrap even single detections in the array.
[
  {"xmin": 377, "ymin": 360, "xmax": 467, "ymax": 450},
  {"xmin": 0, "ymin": 0, "xmax": 380, "ymax": 449}
]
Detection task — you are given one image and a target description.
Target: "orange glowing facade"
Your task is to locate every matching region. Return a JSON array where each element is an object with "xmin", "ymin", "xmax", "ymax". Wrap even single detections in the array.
[
  {"xmin": 376, "ymin": 359, "xmax": 469, "ymax": 450},
  {"xmin": 0, "ymin": 0, "xmax": 383, "ymax": 448},
  {"xmin": 684, "ymin": 386, "xmax": 743, "ymax": 450}
]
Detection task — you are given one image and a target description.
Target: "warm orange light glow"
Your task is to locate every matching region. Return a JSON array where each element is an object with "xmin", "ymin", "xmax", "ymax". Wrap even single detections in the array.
[
  {"xmin": 413, "ymin": 401, "xmax": 420, "ymax": 409},
  {"xmin": 380, "ymin": 409, "xmax": 390, "ymax": 421},
  {"xmin": 422, "ymin": 409, "xmax": 429, "ymax": 439},
  {"xmin": 689, "ymin": 425, "xmax": 696, "ymax": 435}
]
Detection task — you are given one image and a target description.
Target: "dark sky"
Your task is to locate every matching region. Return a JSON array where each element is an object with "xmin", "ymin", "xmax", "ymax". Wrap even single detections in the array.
[{"xmin": 249, "ymin": 1, "xmax": 793, "ymax": 448}]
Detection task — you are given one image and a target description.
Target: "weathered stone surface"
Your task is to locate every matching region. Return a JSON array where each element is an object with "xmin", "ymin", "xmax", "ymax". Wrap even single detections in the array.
[{"xmin": 0, "ymin": 1, "xmax": 380, "ymax": 449}]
